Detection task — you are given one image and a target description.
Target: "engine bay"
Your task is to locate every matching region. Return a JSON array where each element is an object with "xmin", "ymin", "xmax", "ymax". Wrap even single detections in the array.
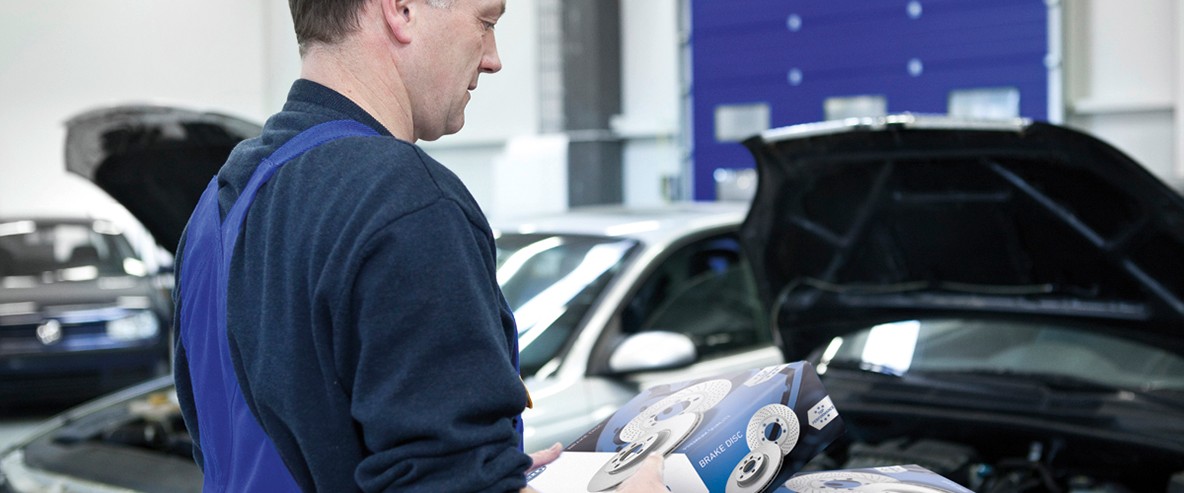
[{"xmin": 804, "ymin": 410, "xmax": 1184, "ymax": 493}]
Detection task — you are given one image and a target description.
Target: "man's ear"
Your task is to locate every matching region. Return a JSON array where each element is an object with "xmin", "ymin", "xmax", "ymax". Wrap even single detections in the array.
[{"xmin": 382, "ymin": 0, "xmax": 414, "ymax": 44}]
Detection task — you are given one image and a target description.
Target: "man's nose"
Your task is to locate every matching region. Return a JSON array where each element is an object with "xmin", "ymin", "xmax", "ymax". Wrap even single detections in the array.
[{"xmin": 481, "ymin": 36, "xmax": 502, "ymax": 74}]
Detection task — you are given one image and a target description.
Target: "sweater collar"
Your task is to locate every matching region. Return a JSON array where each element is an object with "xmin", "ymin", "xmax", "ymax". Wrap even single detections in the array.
[{"xmin": 284, "ymin": 79, "xmax": 393, "ymax": 138}]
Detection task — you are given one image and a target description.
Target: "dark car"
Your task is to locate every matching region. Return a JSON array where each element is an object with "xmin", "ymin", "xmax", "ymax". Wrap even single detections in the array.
[
  {"xmin": 0, "ymin": 217, "xmax": 172, "ymax": 405},
  {"xmin": 741, "ymin": 115, "xmax": 1184, "ymax": 492},
  {"xmin": 2, "ymin": 114, "xmax": 1183, "ymax": 493}
]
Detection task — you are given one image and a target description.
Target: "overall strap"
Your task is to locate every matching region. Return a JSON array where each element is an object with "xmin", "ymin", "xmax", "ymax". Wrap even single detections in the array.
[
  {"xmin": 221, "ymin": 119, "xmax": 378, "ymax": 266},
  {"xmin": 180, "ymin": 119, "xmax": 378, "ymax": 493}
]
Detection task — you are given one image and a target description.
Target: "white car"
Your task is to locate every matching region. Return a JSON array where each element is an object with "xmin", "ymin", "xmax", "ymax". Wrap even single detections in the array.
[{"xmin": 495, "ymin": 204, "xmax": 783, "ymax": 449}]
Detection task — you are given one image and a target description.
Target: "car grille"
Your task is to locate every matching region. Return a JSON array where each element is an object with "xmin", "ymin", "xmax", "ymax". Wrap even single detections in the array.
[
  {"xmin": 0, "ymin": 364, "xmax": 164, "ymax": 403},
  {"xmin": 0, "ymin": 320, "xmax": 115, "ymax": 355}
]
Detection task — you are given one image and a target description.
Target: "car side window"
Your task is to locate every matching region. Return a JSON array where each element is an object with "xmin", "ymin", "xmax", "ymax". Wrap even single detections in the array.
[{"xmin": 621, "ymin": 233, "xmax": 768, "ymax": 359}]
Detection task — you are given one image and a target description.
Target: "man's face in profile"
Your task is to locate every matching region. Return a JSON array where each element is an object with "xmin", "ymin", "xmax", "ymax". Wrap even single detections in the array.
[{"xmin": 411, "ymin": 0, "xmax": 505, "ymax": 141}]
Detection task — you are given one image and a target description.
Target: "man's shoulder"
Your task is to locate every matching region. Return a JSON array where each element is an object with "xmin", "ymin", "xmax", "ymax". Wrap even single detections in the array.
[
  {"xmin": 301, "ymin": 136, "xmax": 439, "ymax": 187},
  {"xmin": 281, "ymin": 135, "xmax": 484, "ymax": 221}
]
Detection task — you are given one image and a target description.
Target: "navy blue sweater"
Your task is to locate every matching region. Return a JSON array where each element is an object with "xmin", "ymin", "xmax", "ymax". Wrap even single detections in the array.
[{"xmin": 172, "ymin": 79, "xmax": 531, "ymax": 492}]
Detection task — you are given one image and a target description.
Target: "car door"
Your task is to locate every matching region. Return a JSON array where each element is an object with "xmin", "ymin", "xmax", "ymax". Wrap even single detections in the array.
[
  {"xmin": 521, "ymin": 229, "xmax": 783, "ymax": 451},
  {"xmin": 614, "ymin": 231, "xmax": 784, "ymax": 389}
]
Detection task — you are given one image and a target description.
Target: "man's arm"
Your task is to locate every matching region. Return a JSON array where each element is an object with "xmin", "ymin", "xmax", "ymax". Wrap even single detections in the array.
[{"xmin": 347, "ymin": 201, "xmax": 531, "ymax": 492}]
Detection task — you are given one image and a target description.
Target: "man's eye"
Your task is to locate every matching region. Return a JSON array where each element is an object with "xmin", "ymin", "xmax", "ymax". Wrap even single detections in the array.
[{"xmin": 482, "ymin": 21, "xmax": 496, "ymax": 31}]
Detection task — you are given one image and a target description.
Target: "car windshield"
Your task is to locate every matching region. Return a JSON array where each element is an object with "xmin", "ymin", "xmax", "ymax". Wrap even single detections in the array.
[
  {"xmin": 496, "ymin": 233, "xmax": 638, "ymax": 377},
  {"xmin": 0, "ymin": 219, "xmax": 146, "ymax": 281},
  {"xmin": 815, "ymin": 318, "xmax": 1184, "ymax": 393}
]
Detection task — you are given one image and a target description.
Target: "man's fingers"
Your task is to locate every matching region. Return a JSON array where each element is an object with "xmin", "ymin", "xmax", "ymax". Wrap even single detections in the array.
[{"xmin": 527, "ymin": 442, "xmax": 564, "ymax": 471}]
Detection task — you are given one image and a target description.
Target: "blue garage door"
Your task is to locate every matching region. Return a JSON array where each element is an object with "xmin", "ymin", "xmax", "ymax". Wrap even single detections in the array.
[{"xmin": 691, "ymin": 0, "xmax": 1050, "ymax": 200}]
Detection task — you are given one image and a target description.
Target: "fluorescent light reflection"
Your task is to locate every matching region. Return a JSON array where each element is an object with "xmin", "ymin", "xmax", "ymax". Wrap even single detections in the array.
[
  {"xmin": 816, "ymin": 337, "xmax": 844, "ymax": 375},
  {"xmin": 860, "ymin": 320, "xmax": 920, "ymax": 375},
  {"xmin": 59, "ymin": 266, "xmax": 98, "ymax": 282},
  {"xmin": 498, "ymin": 237, "xmax": 563, "ymax": 285},
  {"xmin": 1, "ymin": 277, "xmax": 36, "ymax": 288},
  {"xmin": 604, "ymin": 220, "xmax": 660, "ymax": 237},
  {"xmin": 0, "ymin": 302, "xmax": 36, "ymax": 316},
  {"xmin": 0, "ymin": 221, "xmax": 35, "ymax": 237},
  {"xmin": 514, "ymin": 242, "xmax": 632, "ymax": 349},
  {"xmin": 92, "ymin": 220, "xmax": 122, "ymax": 236},
  {"xmin": 123, "ymin": 258, "xmax": 147, "ymax": 277}
]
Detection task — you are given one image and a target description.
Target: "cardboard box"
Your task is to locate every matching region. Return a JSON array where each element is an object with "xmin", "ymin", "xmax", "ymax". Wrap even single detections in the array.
[
  {"xmin": 527, "ymin": 362, "xmax": 845, "ymax": 493},
  {"xmin": 776, "ymin": 464, "xmax": 975, "ymax": 493}
]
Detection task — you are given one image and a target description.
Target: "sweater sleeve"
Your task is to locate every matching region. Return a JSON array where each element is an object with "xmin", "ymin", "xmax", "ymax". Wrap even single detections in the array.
[{"xmin": 345, "ymin": 199, "xmax": 531, "ymax": 493}]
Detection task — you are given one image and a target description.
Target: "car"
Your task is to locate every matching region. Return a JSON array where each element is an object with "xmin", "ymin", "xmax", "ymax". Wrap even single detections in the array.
[
  {"xmin": 4, "ymin": 112, "xmax": 1184, "ymax": 493},
  {"xmin": 0, "ymin": 217, "xmax": 173, "ymax": 406},
  {"xmin": 499, "ymin": 205, "xmax": 784, "ymax": 447},
  {"xmin": 740, "ymin": 115, "xmax": 1184, "ymax": 491}
]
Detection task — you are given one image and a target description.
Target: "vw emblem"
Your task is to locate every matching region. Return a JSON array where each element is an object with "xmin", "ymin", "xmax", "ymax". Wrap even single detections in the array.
[{"xmin": 36, "ymin": 319, "xmax": 62, "ymax": 345}]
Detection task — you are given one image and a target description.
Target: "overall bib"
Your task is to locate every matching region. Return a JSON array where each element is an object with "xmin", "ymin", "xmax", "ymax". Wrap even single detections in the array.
[{"xmin": 178, "ymin": 120, "xmax": 377, "ymax": 492}]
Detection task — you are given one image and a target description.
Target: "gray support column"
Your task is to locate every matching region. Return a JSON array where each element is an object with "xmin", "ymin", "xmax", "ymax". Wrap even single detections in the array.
[{"xmin": 561, "ymin": 0, "xmax": 623, "ymax": 207}]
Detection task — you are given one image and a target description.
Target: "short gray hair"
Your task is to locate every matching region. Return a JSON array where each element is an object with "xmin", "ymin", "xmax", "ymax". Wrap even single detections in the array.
[
  {"xmin": 289, "ymin": 0, "xmax": 366, "ymax": 55},
  {"xmin": 290, "ymin": 0, "xmax": 456, "ymax": 55}
]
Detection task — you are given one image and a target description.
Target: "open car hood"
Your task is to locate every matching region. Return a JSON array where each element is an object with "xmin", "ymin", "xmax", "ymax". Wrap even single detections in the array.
[
  {"xmin": 65, "ymin": 105, "xmax": 261, "ymax": 253},
  {"xmin": 739, "ymin": 115, "xmax": 1184, "ymax": 361}
]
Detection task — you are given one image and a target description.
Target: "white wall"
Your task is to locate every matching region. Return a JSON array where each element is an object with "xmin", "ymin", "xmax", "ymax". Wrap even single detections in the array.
[
  {"xmin": 0, "ymin": 0, "xmax": 272, "ymax": 231},
  {"xmin": 1064, "ymin": 0, "xmax": 1181, "ymax": 190},
  {"xmin": 0, "ymin": 0, "xmax": 541, "ymax": 223},
  {"xmin": 264, "ymin": 2, "xmax": 303, "ymax": 114}
]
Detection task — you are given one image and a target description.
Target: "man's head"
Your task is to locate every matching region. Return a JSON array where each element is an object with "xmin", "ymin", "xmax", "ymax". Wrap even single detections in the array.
[{"xmin": 290, "ymin": 0, "xmax": 503, "ymax": 142}]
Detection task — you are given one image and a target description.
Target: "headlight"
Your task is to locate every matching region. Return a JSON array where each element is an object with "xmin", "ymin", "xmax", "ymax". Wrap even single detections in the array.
[{"xmin": 106, "ymin": 311, "xmax": 160, "ymax": 341}]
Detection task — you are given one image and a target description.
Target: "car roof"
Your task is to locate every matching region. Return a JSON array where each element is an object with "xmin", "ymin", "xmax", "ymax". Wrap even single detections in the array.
[{"xmin": 492, "ymin": 202, "xmax": 750, "ymax": 246}]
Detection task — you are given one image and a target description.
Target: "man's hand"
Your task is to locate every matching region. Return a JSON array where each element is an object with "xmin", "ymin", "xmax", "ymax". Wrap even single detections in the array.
[
  {"xmin": 520, "ymin": 443, "xmax": 564, "ymax": 493},
  {"xmin": 615, "ymin": 454, "xmax": 667, "ymax": 492}
]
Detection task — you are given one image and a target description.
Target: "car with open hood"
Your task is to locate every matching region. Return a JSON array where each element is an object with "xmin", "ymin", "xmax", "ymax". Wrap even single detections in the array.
[
  {"xmin": 1, "ymin": 112, "xmax": 1182, "ymax": 492},
  {"xmin": 0, "ymin": 106, "xmax": 259, "ymax": 408},
  {"xmin": 0, "ymin": 216, "xmax": 172, "ymax": 405},
  {"xmin": 740, "ymin": 115, "xmax": 1184, "ymax": 491}
]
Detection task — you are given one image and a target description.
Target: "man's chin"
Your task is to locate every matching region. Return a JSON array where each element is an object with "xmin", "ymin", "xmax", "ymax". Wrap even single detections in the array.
[
  {"xmin": 444, "ymin": 116, "xmax": 466, "ymax": 137},
  {"xmin": 418, "ymin": 121, "xmax": 465, "ymax": 142}
]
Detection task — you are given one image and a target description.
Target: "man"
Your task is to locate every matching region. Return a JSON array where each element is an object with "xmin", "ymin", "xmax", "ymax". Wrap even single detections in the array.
[{"xmin": 172, "ymin": 0, "xmax": 665, "ymax": 491}]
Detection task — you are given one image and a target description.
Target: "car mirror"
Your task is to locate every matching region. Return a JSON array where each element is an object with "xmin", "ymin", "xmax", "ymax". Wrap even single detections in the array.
[
  {"xmin": 608, "ymin": 331, "xmax": 698, "ymax": 374},
  {"xmin": 153, "ymin": 271, "xmax": 175, "ymax": 293}
]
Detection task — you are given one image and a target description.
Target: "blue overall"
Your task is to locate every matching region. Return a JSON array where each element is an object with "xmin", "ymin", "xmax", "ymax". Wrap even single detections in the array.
[
  {"xmin": 178, "ymin": 120, "xmax": 378, "ymax": 492},
  {"xmin": 180, "ymin": 118, "xmax": 527, "ymax": 492}
]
